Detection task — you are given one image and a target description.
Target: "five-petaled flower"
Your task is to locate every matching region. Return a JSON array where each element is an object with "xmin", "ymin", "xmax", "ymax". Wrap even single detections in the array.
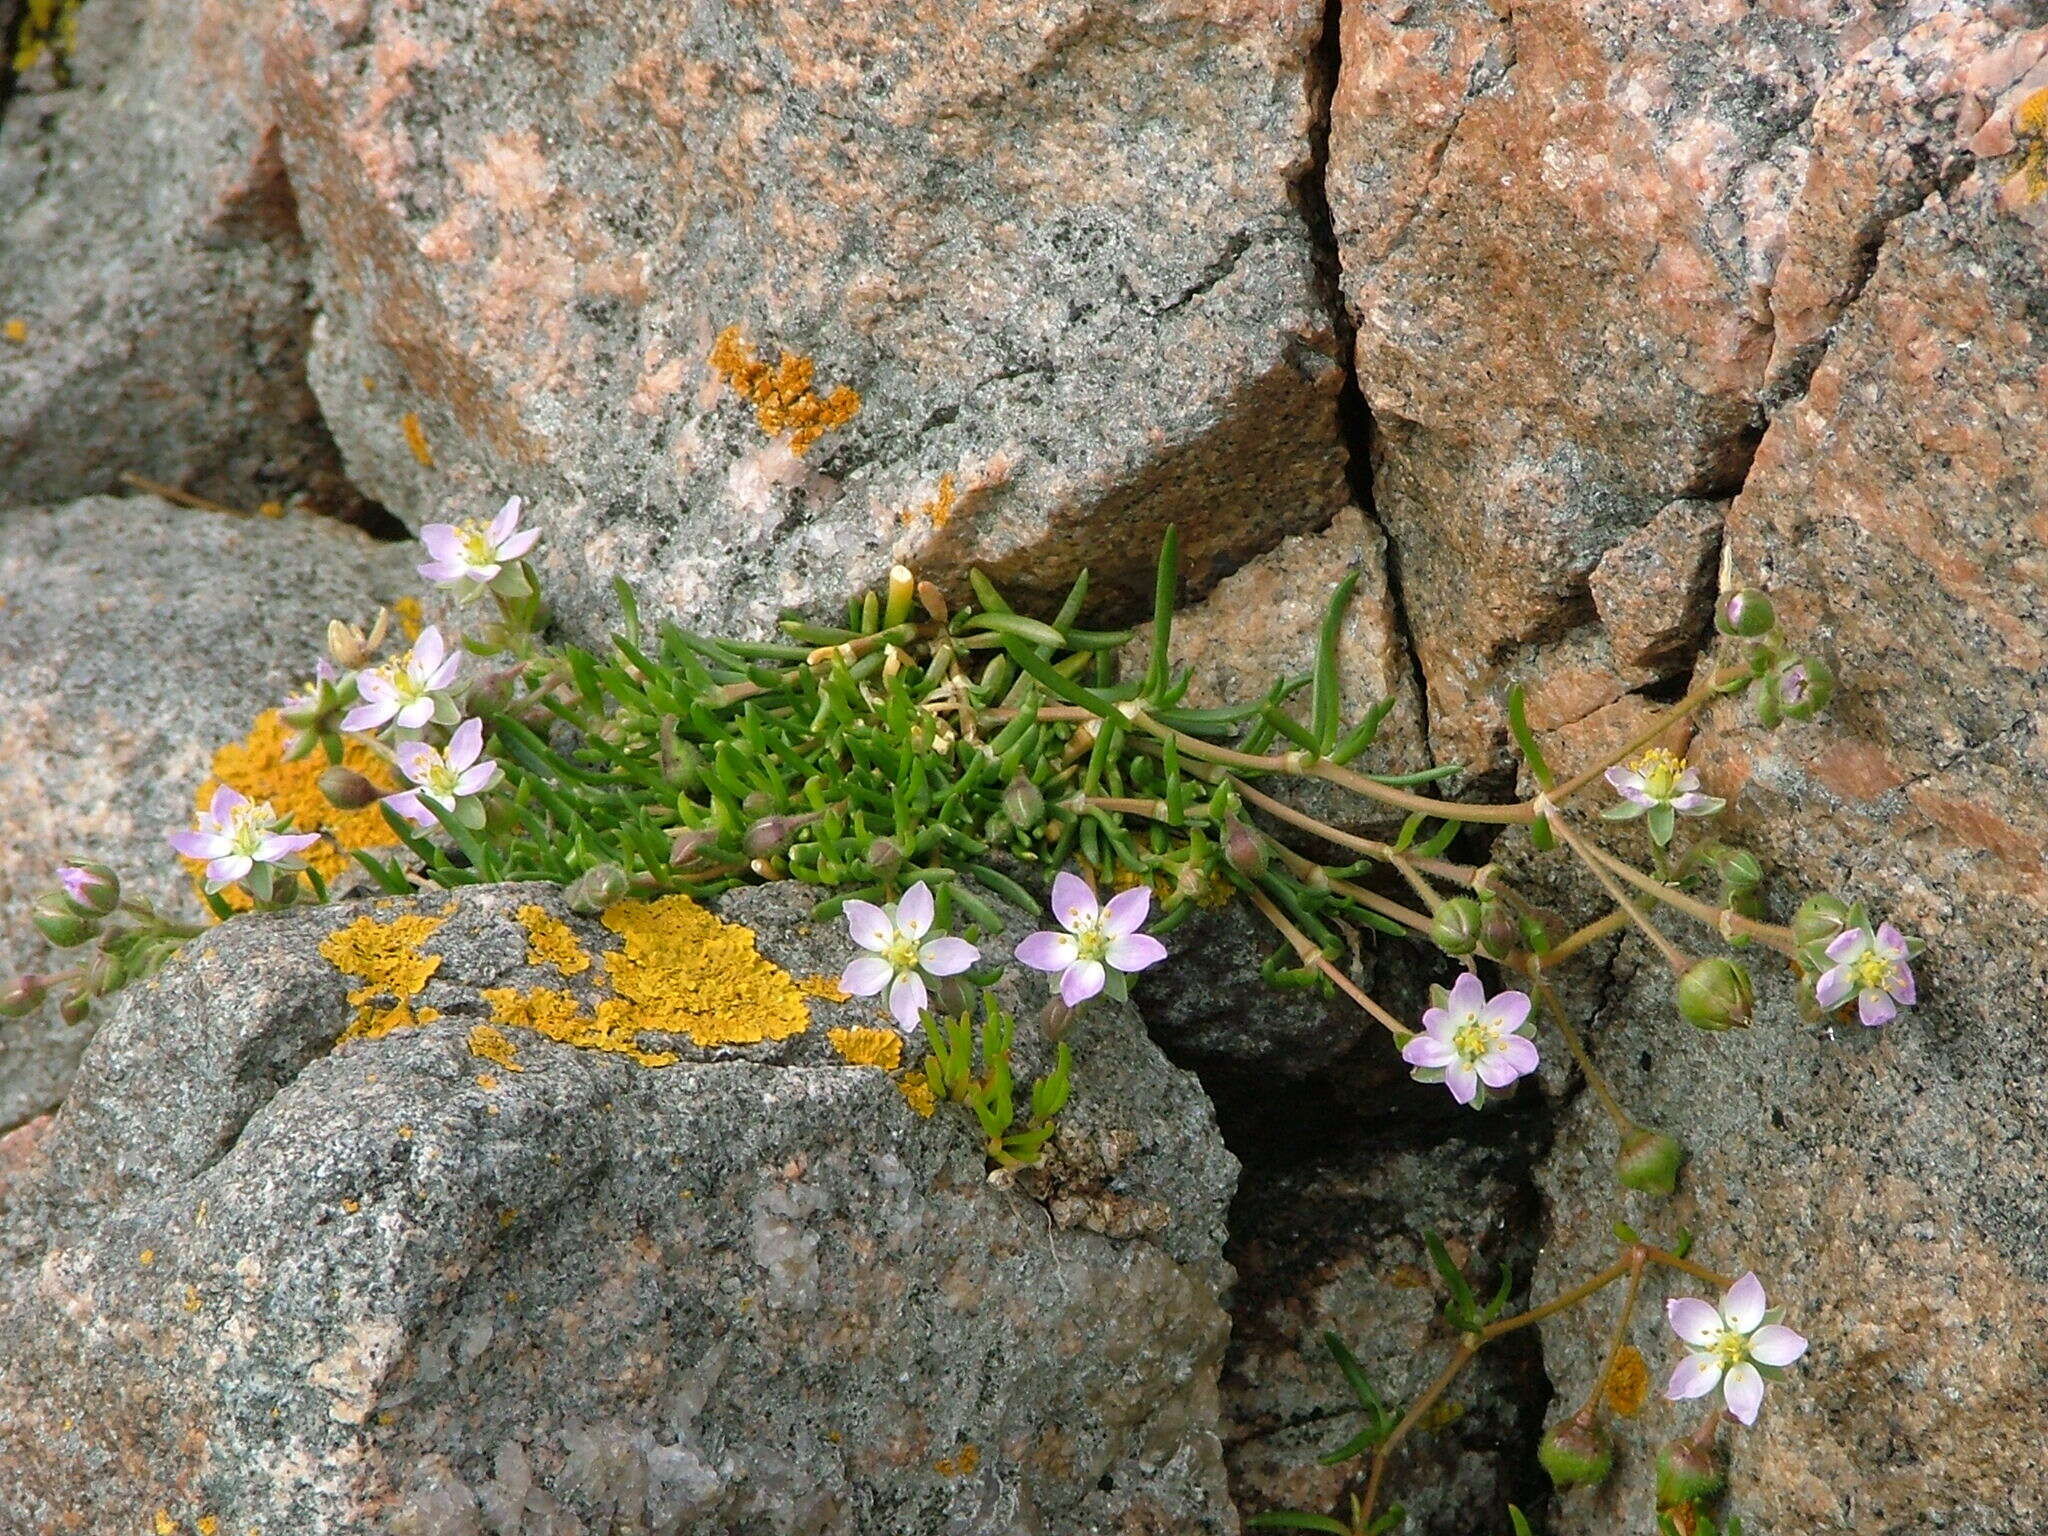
[
  {"xmin": 341, "ymin": 625, "xmax": 461, "ymax": 734},
  {"xmin": 1401, "ymin": 972, "xmax": 1540, "ymax": 1108},
  {"xmin": 1014, "ymin": 872, "xmax": 1168, "ymax": 1007},
  {"xmin": 169, "ymin": 787, "xmax": 320, "ymax": 892},
  {"xmin": 1815, "ymin": 923, "xmax": 1917, "ymax": 1027},
  {"xmin": 1603, "ymin": 747, "xmax": 1725, "ymax": 845},
  {"xmin": 418, "ymin": 496, "xmax": 540, "ymax": 599},
  {"xmin": 385, "ymin": 718, "xmax": 501, "ymax": 831},
  {"xmin": 839, "ymin": 881, "xmax": 980, "ymax": 1031},
  {"xmin": 1665, "ymin": 1272, "xmax": 1807, "ymax": 1426}
]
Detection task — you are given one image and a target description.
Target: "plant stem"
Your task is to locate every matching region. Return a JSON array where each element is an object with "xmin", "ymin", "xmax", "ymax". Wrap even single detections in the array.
[
  {"xmin": 1577, "ymin": 1260, "xmax": 1647, "ymax": 1420},
  {"xmin": 1267, "ymin": 847, "xmax": 1435, "ymax": 938},
  {"xmin": 1244, "ymin": 885, "xmax": 1407, "ymax": 1036},
  {"xmin": 1542, "ymin": 668, "xmax": 1747, "ymax": 805},
  {"xmin": 1524, "ymin": 977, "xmax": 1635, "ymax": 1134},
  {"xmin": 1538, "ymin": 804, "xmax": 1695, "ymax": 975},
  {"xmin": 1229, "ymin": 778, "xmax": 1481, "ymax": 886},
  {"xmin": 1358, "ymin": 1344, "xmax": 1477, "ymax": 1526},
  {"xmin": 1517, "ymin": 909, "xmax": 1630, "ymax": 971},
  {"xmin": 1573, "ymin": 839, "xmax": 1799, "ymax": 956}
]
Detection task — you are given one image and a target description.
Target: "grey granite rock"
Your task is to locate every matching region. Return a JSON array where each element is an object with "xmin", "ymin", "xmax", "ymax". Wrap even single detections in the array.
[
  {"xmin": 0, "ymin": 496, "xmax": 419, "ymax": 1130},
  {"xmin": 268, "ymin": 0, "xmax": 1346, "ymax": 641},
  {"xmin": 0, "ymin": 880, "xmax": 1241, "ymax": 1534}
]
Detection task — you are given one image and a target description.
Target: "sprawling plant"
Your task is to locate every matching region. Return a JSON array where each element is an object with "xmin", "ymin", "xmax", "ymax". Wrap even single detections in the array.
[{"xmin": 5, "ymin": 495, "xmax": 1918, "ymax": 1531}]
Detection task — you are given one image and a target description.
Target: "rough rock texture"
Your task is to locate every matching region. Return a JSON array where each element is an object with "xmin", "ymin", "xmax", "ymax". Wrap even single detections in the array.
[
  {"xmin": 0, "ymin": 496, "xmax": 419, "ymax": 1131},
  {"xmin": 0, "ymin": 0, "xmax": 358, "ymax": 512},
  {"xmin": 1533, "ymin": 169, "xmax": 2048, "ymax": 1530},
  {"xmin": 0, "ymin": 880, "xmax": 1241, "ymax": 1535},
  {"xmin": 268, "ymin": 0, "xmax": 1348, "ymax": 640},
  {"xmin": 1329, "ymin": 0, "xmax": 2025, "ymax": 770},
  {"xmin": 1221, "ymin": 1132, "xmax": 1547, "ymax": 1536}
]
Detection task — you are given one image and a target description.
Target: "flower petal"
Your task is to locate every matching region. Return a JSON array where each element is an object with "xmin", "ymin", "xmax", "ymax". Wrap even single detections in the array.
[
  {"xmin": 1665, "ymin": 1353, "xmax": 1722, "ymax": 1402},
  {"xmin": 207, "ymin": 854, "xmax": 254, "ymax": 884},
  {"xmin": 1748, "ymin": 1324, "xmax": 1807, "ymax": 1368},
  {"xmin": 1443, "ymin": 1060, "xmax": 1479, "ymax": 1106},
  {"xmin": 1722, "ymin": 1362, "xmax": 1765, "ymax": 1426},
  {"xmin": 1015, "ymin": 931, "xmax": 1078, "ymax": 973},
  {"xmin": 383, "ymin": 791, "xmax": 434, "ymax": 828},
  {"xmin": 420, "ymin": 523, "xmax": 463, "ymax": 561},
  {"xmin": 1814, "ymin": 964, "xmax": 1855, "ymax": 1010},
  {"xmin": 498, "ymin": 527, "xmax": 540, "ymax": 560},
  {"xmin": 169, "ymin": 830, "xmax": 227, "ymax": 860},
  {"xmin": 413, "ymin": 626, "xmax": 445, "ymax": 672},
  {"xmin": 1495, "ymin": 1034, "xmax": 1540, "ymax": 1075},
  {"xmin": 1104, "ymin": 932, "xmax": 1168, "ymax": 975},
  {"xmin": 447, "ymin": 717, "xmax": 485, "ymax": 770},
  {"xmin": 887, "ymin": 972, "xmax": 929, "ymax": 1030},
  {"xmin": 1889, "ymin": 965, "xmax": 1917, "ymax": 1006},
  {"xmin": 455, "ymin": 760, "xmax": 501, "ymax": 797},
  {"xmin": 1858, "ymin": 989, "xmax": 1896, "ymax": 1028},
  {"xmin": 418, "ymin": 558, "xmax": 472, "ymax": 584},
  {"xmin": 843, "ymin": 899, "xmax": 893, "ymax": 952},
  {"xmin": 918, "ymin": 936, "xmax": 979, "ymax": 977},
  {"xmin": 895, "ymin": 880, "xmax": 935, "ymax": 940},
  {"xmin": 1875, "ymin": 922, "xmax": 1910, "ymax": 959},
  {"xmin": 1482, "ymin": 988, "xmax": 1532, "ymax": 1031},
  {"xmin": 1101, "ymin": 885, "xmax": 1152, "ymax": 938},
  {"xmin": 1667, "ymin": 1297, "xmax": 1723, "ymax": 1348},
  {"xmin": 208, "ymin": 784, "xmax": 246, "ymax": 822},
  {"xmin": 1721, "ymin": 1273, "xmax": 1768, "ymax": 1334},
  {"xmin": 394, "ymin": 741, "xmax": 438, "ymax": 783},
  {"xmin": 1476, "ymin": 1051, "xmax": 1525, "ymax": 1090},
  {"xmin": 1445, "ymin": 971, "xmax": 1488, "ymax": 1015},
  {"xmin": 489, "ymin": 496, "xmax": 523, "ymax": 542},
  {"xmin": 1402, "ymin": 1035, "xmax": 1457, "ymax": 1069},
  {"xmin": 1825, "ymin": 927, "xmax": 1867, "ymax": 963},
  {"xmin": 1050, "ymin": 871, "xmax": 1098, "ymax": 933},
  {"xmin": 1604, "ymin": 766, "xmax": 1637, "ymax": 792},
  {"xmin": 839, "ymin": 955, "xmax": 894, "ymax": 998},
  {"xmin": 1060, "ymin": 959, "xmax": 1106, "ymax": 1008}
]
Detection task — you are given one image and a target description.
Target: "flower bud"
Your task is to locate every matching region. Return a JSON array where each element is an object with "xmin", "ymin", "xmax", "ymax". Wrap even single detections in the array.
[
  {"xmin": 1676, "ymin": 957, "xmax": 1754, "ymax": 1031},
  {"xmin": 1538, "ymin": 1416, "xmax": 1613, "ymax": 1490},
  {"xmin": 1708, "ymin": 846, "xmax": 1763, "ymax": 894},
  {"xmin": 1477, "ymin": 900, "xmax": 1521, "ymax": 961},
  {"xmin": 56, "ymin": 860, "xmax": 121, "ymax": 917},
  {"xmin": 318, "ymin": 765, "xmax": 385, "ymax": 810},
  {"xmin": 58, "ymin": 990, "xmax": 91, "ymax": 1027},
  {"xmin": 742, "ymin": 816, "xmax": 795, "ymax": 859},
  {"xmin": 1614, "ymin": 1128, "xmax": 1685, "ymax": 1197},
  {"xmin": 1715, "ymin": 587, "xmax": 1775, "ymax": 638},
  {"xmin": 1655, "ymin": 1438, "xmax": 1726, "ymax": 1506},
  {"xmin": 32, "ymin": 893, "xmax": 99, "ymax": 949},
  {"xmin": 1792, "ymin": 894, "xmax": 1851, "ymax": 948},
  {"xmin": 0, "ymin": 975, "xmax": 50, "ymax": 1019},
  {"xmin": 1430, "ymin": 897, "xmax": 1485, "ymax": 957},
  {"xmin": 935, "ymin": 974, "xmax": 975, "ymax": 1018},
  {"xmin": 326, "ymin": 610, "xmax": 389, "ymax": 669},
  {"xmin": 1223, "ymin": 818, "xmax": 1268, "ymax": 879},
  {"xmin": 82, "ymin": 949, "xmax": 126, "ymax": 997},
  {"xmin": 1040, "ymin": 997, "xmax": 1076, "ymax": 1042},
  {"xmin": 563, "ymin": 863, "xmax": 628, "ymax": 915},
  {"xmin": 864, "ymin": 836, "xmax": 906, "ymax": 876},
  {"xmin": 669, "ymin": 826, "xmax": 722, "ymax": 867},
  {"xmin": 1774, "ymin": 656, "xmax": 1834, "ymax": 720},
  {"xmin": 1003, "ymin": 775, "xmax": 1046, "ymax": 832}
]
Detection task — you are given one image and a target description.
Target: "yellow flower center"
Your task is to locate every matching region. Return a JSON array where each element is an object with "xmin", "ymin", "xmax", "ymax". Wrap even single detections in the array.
[
  {"xmin": 882, "ymin": 932, "xmax": 921, "ymax": 972},
  {"xmin": 1851, "ymin": 951, "xmax": 1895, "ymax": 991},
  {"xmin": 1451, "ymin": 1015, "xmax": 1496, "ymax": 1066},
  {"xmin": 1712, "ymin": 1330, "xmax": 1750, "ymax": 1369},
  {"xmin": 1629, "ymin": 747, "xmax": 1687, "ymax": 801},
  {"xmin": 456, "ymin": 519, "xmax": 497, "ymax": 566}
]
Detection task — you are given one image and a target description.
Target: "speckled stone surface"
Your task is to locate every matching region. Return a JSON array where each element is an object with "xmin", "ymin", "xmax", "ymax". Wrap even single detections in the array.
[
  {"xmin": 268, "ymin": 0, "xmax": 1346, "ymax": 641},
  {"xmin": 0, "ymin": 881, "xmax": 1241, "ymax": 1534},
  {"xmin": 0, "ymin": 496, "xmax": 419, "ymax": 1132}
]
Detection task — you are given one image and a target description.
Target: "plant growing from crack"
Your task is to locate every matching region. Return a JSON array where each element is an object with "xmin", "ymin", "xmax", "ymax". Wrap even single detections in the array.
[{"xmin": 6, "ymin": 498, "xmax": 1913, "ymax": 1527}]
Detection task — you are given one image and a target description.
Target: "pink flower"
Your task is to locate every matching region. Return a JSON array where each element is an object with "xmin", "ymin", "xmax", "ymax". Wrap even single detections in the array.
[
  {"xmin": 1400, "ymin": 972, "xmax": 1538, "ymax": 1108},
  {"xmin": 418, "ymin": 496, "xmax": 540, "ymax": 598},
  {"xmin": 1665, "ymin": 1272, "xmax": 1807, "ymax": 1426},
  {"xmin": 384, "ymin": 718, "xmax": 500, "ymax": 831},
  {"xmin": 1014, "ymin": 872, "xmax": 1168, "ymax": 1008},
  {"xmin": 169, "ymin": 786, "xmax": 320, "ymax": 892},
  {"xmin": 1814, "ymin": 923, "xmax": 1917, "ymax": 1028},
  {"xmin": 341, "ymin": 626, "xmax": 461, "ymax": 734},
  {"xmin": 1602, "ymin": 746, "xmax": 1725, "ymax": 845},
  {"xmin": 838, "ymin": 881, "xmax": 980, "ymax": 1031}
]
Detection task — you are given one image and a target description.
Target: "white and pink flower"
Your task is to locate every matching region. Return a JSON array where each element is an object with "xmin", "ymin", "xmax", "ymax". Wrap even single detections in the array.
[
  {"xmin": 839, "ymin": 881, "xmax": 980, "ymax": 1031},
  {"xmin": 1401, "ymin": 972, "xmax": 1539, "ymax": 1108},
  {"xmin": 341, "ymin": 625, "xmax": 461, "ymax": 734},
  {"xmin": 1603, "ymin": 747, "xmax": 1725, "ymax": 844},
  {"xmin": 1014, "ymin": 872, "xmax": 1168, "ymax": 1008},
  {"xmin": 385, "ymin": 718, "xmax": 500, "ymax": 831},
  {"xmin": 418, "ymin": 496, "xmax": 540, "ymax": 599},
  {"xmin": 1665, "ymin": 1272, "xmax": 1807, "ymax": 1426},
  {"xmin": 169, "ymin": 786, "xmax": 320, "ymax": 892},
  {"xmin": 1814, "ymin": 923, "xmax": 1917, "ymax": 1027}
]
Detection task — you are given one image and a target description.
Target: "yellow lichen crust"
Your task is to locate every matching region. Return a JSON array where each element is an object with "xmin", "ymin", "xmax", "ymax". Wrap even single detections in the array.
[
  {"xmin": 896, "ymin": 1077, "xmax": 937, "ymax": 1118},
  {"xmin": 596, "ymin": 896, "xmax": 810, "ymax": 1048},
  {"xmin": 796, "ymin": 972, "xmax": 850, "ymax": 1003},
  {"xmin": 516, "ymin": 903, "xmax": 592, "ymax": 976},
  {"xmin": 467, "ymin": 1024, "xmax": 525, "ymax": 1072},
  {"xmin": 11, "ymin": 0, "xmax": 81, "ymax": 73},
  {"xmin": 322, "ymin": 914, "xmax": 446, "ymax": 1040},
  {"xmin": 1603, "ymin": 1344, "xmax": 1650, "ymax": 1417},
  {"xmin": 827, "ymin": 1027, "xmax": 904, "ymax": 1071},
  {"xmin": 391, "ymin": 595, "xmax": 425, "ymax": 641},
  {"xmin": 479, "ymin": 985, "xmax": 679, "ymax": 1069},
  {"xmin": 192, "ymin": 710, "xmax": 402, "ymax": 907},
  {"xmin": 710, "ymin": 326, "xmax": 861, "ymax": 454}
]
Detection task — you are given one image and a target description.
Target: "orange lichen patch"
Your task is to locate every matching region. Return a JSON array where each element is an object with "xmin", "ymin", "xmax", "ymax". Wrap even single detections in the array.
[
  {"xmin": 196, "ymin": 1518, "xmax": 220, "ymax": 1536},
  {"xmin": 2, "ymin": 318, "xmax": 25, "ymax": 344},
  {"xmin": 828, "ymin": 1027, "xmax": 903, "ymax": 1071},
  {"xmin": 322, "ymin": 913, "xmax": 446, "ymax": 1041},
  {"xmin": 401, "ymin": 411, "xmax": 435, "ymax": 467},
  {"xmin": 11, "ymin": 0, "xmax": 79, "ymax": 72},
  {"xmin": 2008, "ymin": 89, "xmax": 2048, "ymax": 203},
  {"xmin": 796, "ymin": 972, "xmax": 849, "ymax": 1003},
  {"xmin": 516, "ymin": 903, "xmax": 592, "ymax": 976},
  {"xmin": 391, "ymin": 595, "xmax": 425, "ymax": 641},
  {"xmin": 896, "ymin": 1077, "xmax": 937, "ymax": 1118},
  {"xmin": 191, "ymin": 710, "xmax": 402, "ymax": 908},
  {"xmin": 257, "ymin": 501, "xmax": 286, "ymax": 520},
  {"xmin": 1604, "ymin": 1344, "xmax": 1650, "ymax": 1417},
  {"xmin": 479, "ymin": 985, "xmax": 679, "ymax": 1069},
  {"xmin": 595, "ymin": 896, "xmax": 810, "ymax": 1047},
  {"xmin": 467, "ymin": 1024, "xmax": 525, "ymax": 1072},
  {"xmin": 154, "ymin": 1512, "xmax": 179, "ymax": 1536},
  {"xmin": 900, "ymin": 473, "xmax": 957, "ymax": 529},
  {"xmin": 709, "ymin": 327, "xmax": 861, "ymax": 454},
  {"xmin": 934, "ymin": 1444, "xmax": 980, "ymax": 1477}
]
